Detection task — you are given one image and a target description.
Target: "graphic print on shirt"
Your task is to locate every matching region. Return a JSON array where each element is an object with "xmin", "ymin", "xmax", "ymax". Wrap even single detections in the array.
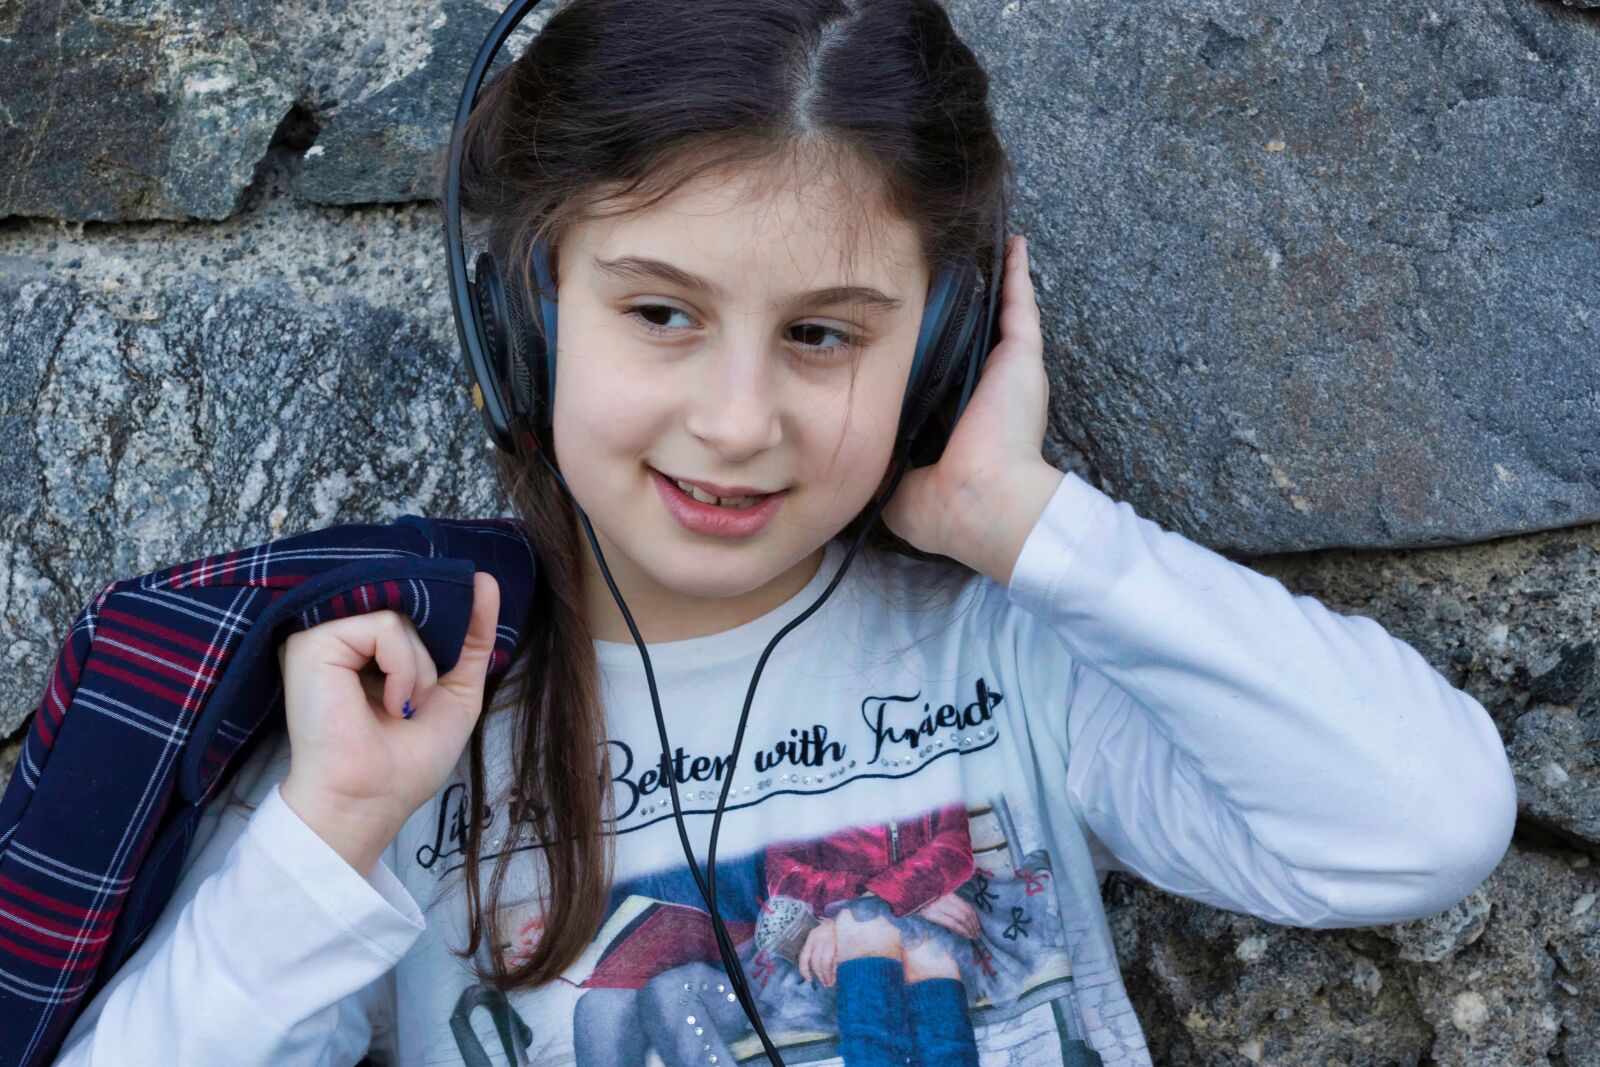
[
  {"xmin": 426, "ymin": 676, "xmax": 1109, "ymax": 1066},
  {"xmin": 450, "ymin": 797, "xmax": 1101, "ymax": 1066}
]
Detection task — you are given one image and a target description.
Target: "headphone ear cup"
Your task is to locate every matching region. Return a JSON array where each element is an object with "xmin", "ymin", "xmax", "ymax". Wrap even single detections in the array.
[
  {"xmin": 470, "ymin": 251, "xmax": 522, "ymax": 413},
  {"xmin": 526, "ymin": 237, "xmax": 559, "ymax": 430},
  {"xmin": 477, "ymin": 240, "xmax": 556, "ymax": 435},
  {"xmin": 499, "ymin": 265, "xmax": 542, "ymax": 426},
  {"xmin": 900, "ymin": 261, "xmax": 981, "ymax": 457}
]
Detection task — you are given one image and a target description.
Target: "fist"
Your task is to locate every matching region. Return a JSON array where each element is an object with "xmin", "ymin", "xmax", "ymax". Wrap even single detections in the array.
[{"xmin": 276, "ymin": 571, "xmax": 501, "ymax": 873}]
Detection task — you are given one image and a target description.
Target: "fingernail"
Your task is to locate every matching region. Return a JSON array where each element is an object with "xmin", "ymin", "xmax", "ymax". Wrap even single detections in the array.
[{"xmin": 402, "ymin": 698, "xmax": 414, "ymax": 720}]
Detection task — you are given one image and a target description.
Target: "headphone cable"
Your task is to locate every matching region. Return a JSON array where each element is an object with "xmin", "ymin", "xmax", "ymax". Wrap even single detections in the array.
[{"xmin": 536, "ymin": 445, "xmax": 917, "ymax": 1066}]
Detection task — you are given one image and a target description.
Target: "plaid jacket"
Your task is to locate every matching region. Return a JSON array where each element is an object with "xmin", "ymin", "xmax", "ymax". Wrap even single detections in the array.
[{"xmin": 0, "ymin": 513, "xmax": 537, "ymax": 1067}]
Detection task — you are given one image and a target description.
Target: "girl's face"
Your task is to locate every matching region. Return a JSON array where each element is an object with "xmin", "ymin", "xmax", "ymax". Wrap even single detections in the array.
[{"xmin": 550, "ymin": 158, "xmax": 929, "ymax": 632}]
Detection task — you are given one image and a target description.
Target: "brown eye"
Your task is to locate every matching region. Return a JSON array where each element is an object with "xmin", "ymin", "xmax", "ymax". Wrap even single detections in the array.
[
  {"xmin": 628, "ymin": 304, "xmax": 694, "ymax": 333},
  {"xmin": 788, "ymin": 323, "xmax": 859, "ymax": 360}
]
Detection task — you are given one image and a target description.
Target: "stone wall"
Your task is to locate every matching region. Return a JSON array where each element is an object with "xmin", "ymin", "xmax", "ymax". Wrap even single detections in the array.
[{"xmin": 2, "ymin": 1, "xmax": 1597, "ymax": 1062}]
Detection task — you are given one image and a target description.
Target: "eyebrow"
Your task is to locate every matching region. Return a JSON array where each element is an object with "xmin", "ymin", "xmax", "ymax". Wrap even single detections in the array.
[{"xmin": 591, "ymin": 254, "xmax": 905, "ymax": 314}]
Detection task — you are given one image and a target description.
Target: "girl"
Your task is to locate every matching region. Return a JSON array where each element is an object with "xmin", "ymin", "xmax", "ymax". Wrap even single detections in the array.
[{"xmin": 54, "ymin": 0, "xmax": 1517, "ymax": 1064}]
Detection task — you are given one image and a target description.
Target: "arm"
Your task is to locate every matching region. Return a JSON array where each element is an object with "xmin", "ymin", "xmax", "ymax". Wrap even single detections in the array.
[
  {"xmin": 861, "ymin": 805, "xmax": 976, "ymax": 916},
  {"xmin": 994, "ymin": 466, "xmax": 1517, "ymax": 928},
  {"xmin": 766, "ymin": 839, "xmax": 871, "ymax": 916},
  {"xmin": 53, "ymin": 735, "xmax": 426, "ymax": 1066}
]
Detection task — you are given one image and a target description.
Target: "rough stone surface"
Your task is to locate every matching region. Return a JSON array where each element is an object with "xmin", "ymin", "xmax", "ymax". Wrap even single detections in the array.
[
  {"xmin": 1374, "ymin": 890, "xmax": 1494, "ymax": 964},
  {"xmin": 1107, "ymin": 845, "xmax": 1600, "ymax": 1065},
  {"xmin": 300, "ymin": 0, "xmax": 552, "ymax": 205},
  {"xmin": 0, "ymin": 734, "xmax": 19, "ymax": 795},
  {"xmin": 0, "ymin": 144, "xmax": 456, "ymax": 335},
  {"xmin": 0, "ymin": 0, "xmax": 297, "ymax": 221},
  {"xmin": 1, "ymin": 2, "xmax": 1598, "ymax": 1064},
  {"xmin": 0, "ymin": 258, "xmax": 505, "ymax": 739},
  {"xmin": 1104, "ymin": 876, "xmax": 1437, "ymax": 1065},
  {"xmin": 948, "ymin": 0, "xmax": 1600, "ymax": 553},
  {"xmin": 0, "ymin": 0, "xmax": 543, "ymax": 220},
  {"xmin": 1509, "ymin": 704, "xmax": 1600, "ymax": 845}
]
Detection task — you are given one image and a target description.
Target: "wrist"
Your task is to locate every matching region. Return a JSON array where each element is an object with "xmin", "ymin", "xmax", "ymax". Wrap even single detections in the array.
[
  {"xmin": 279, "ymin": 776, "xmax": 398, "ymax": 877},
  {"xmin": 945, "ymin": 461, "xmax": 1064, "ymax": 586}
]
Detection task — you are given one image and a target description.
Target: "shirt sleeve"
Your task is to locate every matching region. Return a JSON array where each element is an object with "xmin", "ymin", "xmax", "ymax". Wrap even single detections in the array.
[
  {"xmin": 1005, "ymin": 469, "xmax": 1518, "ymax": 929},
  {"xmin": 52, "ymin": 732, "xmax": 427, "ymax": 1066}
]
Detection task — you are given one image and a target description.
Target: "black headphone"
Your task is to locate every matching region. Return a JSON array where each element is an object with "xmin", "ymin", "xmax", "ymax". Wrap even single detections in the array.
[
  {"xmin": 459, "ymin": 226, "xmax": 1002, "ymax": 467},
  {"xmin": 444, "ymin": 2, "xmax": 1009, "ymax": 1062},
  {"xmin": 447, "ymin": 3, "xmax": 1007, "ymax": 471}
]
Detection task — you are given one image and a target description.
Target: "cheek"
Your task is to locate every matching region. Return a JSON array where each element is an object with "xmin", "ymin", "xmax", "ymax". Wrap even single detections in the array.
[
  {"xmin": 795, "ymin": 371, "xmax": 905, "ymax": 513},
  {"xmin": 555, "ymin": 375, "xmax": 646, "ymax": 458},
  {"xmin": 551, "ymin": 315, "xmax": 660, "ymax": 459},
  {"xmin": 549, "ymin": 351, "xmax": 663, "ymax": 517}
]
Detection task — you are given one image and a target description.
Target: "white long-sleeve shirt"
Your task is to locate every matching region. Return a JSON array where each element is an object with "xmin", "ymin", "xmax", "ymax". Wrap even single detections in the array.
[{"xmin": 53, "ymin": 469, "xmax": 1517, "ymax": 1067}]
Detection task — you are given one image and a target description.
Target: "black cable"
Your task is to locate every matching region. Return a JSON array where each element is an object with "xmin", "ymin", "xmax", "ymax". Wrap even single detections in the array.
[
  {"xmin": 445, "ymin": 6, "xmax": 1011, "ymax": 1061},
  {"xmin": 536, "ymin": 444, "xmax": 917, "ymax": 1066},
  {"xmin": 700, "ymin": 447, "xmax": 918, "ymax": 1043},
  {"xmin": 534, "ymin": 451, "xmax": 749, "ymax": 997}
]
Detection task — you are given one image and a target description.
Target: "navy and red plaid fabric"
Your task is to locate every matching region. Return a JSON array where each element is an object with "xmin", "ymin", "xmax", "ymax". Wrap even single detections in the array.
[{"xmin": 0, "ymin": 513, "xmax": 537, "ymax": 1067}]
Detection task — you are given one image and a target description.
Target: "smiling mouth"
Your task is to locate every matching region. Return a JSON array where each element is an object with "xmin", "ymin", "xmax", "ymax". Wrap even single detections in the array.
[
  {"xmin": 648, "ymin": 466, "xmax": 788, "ymax": 537},
  {"xmin": 651, "ymin": 468, "xmax": 783, "ymax": 510}
]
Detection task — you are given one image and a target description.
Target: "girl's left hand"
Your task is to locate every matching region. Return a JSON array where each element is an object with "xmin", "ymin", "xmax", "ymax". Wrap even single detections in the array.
[{"xmin": 881, "ymin": 235, "xmax": 1063, "ymax": 583}]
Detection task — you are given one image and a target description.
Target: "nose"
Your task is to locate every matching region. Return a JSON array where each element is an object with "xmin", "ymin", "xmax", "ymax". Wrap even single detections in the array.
[{"xmin": 683, "ymin": 339, "xmax": 784, "ymax": 462}]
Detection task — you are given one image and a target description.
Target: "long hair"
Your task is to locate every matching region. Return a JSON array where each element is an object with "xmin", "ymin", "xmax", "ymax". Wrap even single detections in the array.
[{"xmin": 441, "ymin": 0, "xmax": 1011, "ymax": 989}]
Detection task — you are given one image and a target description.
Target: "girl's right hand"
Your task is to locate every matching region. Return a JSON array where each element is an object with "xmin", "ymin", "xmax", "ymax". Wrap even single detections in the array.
[
  {"xmin": 797, "ymin": 919, "xmax": 838, "ymax": 987},
  {"xmin": 917, "ymin": 891, "xmax": 981, "ymax": 940},
  {"xmin": 276, "ymin": 571, "xmax": 501, "ymax": 875}
]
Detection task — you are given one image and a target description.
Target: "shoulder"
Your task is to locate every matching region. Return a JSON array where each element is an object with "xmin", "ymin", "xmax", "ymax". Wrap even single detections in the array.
[
  {"xmin": 838, "ymin": 542, "xmax": 1081, "ymax": 760},
  {"xmin": 839, "ymin": 542, "xmax": 1050, "ymax": 657},
  {"xmin": 845, "ymin": 544, "xmax": 983, "ymax": 620}
]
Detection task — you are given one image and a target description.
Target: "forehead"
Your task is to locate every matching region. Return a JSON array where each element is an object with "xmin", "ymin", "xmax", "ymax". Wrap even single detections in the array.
[{"xmin": 569, "ymin": 155, "xmax": 927, "ymax": 294}]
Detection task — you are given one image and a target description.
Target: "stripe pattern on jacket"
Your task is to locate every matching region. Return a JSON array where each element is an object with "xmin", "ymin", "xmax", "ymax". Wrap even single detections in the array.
[{"xmin": 0, "ymin": 513, "xmax": 537, "ymax": 1067}]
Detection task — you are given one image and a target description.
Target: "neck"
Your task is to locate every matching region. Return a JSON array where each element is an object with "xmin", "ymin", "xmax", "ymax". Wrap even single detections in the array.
[{"xmin": 580, "ymin": 538, "xmax": 826, "ymax": 645}]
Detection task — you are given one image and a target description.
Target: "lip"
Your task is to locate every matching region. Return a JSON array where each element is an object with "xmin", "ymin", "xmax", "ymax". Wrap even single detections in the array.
[
  {"xmin": 654, "ymin": 470, "xmax": 780, "ymax": 498},
  {"xmin": 649, "ymin": 467, "xmax": 786, "ymax": 538}
]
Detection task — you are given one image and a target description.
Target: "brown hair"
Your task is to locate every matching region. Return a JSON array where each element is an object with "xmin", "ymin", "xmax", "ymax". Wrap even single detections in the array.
[{"xmin": 440, "ymin": 0, "xmax": 1011, "ymax": 990}]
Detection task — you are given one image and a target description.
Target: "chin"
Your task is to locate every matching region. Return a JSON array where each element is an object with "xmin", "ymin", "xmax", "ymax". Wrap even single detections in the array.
[{"xmin": 646, "ymin": 546, "xmax": 785, "ymax": 598}]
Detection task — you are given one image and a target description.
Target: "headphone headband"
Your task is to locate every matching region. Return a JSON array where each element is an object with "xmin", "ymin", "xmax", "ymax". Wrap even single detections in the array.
[
  {"xmin": 446, "ymin": 0, "xmax": 1008, "ymax": 468},
  {"xmin": 441, "ymin": 5, "xmax": 1013, "ymax": 1063},
  {"xmin": 446, "ymin": 0, "xmax": 548, "ymax": 454}
]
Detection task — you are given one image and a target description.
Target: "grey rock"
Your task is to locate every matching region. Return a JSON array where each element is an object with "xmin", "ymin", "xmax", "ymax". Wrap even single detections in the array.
[
  {"xmin": 1374, "ymin": 891, "xmax": 1492, "ymax": 963},
  {"xmin": 299, "ymin": 0, "xmax": 507, "ymax": 205},
  {"xmin": 0, "ymin": 733, "xmax": 19, "ymax": 793},
  {"xmin": 1510, "ymin": 705, "xmax": 1600, "ymax": 845},
  {"xmin": 1106, "ymin": 845, "xmax": 1598, "ymax": 1065},
  {"xmin": 948, "ymin": 0, "xmax": 1600, "ymax": 553},
  {"xmin": 1404, "ymin": 845, "xmax": 1591, "ymax": 1065},
  {"xmin": 1101, "ymin": 873, "xmax": 1436, "ymax": 1064},
  {"xmin": 0, "ymin": 0, "xmax": 295, "ymax": 221},
  {"xmin": 1527, "ymin": 640, "xmax": 1600, "ymax": 717},
  {"xmin": 0, "ymin": 141, "xmax": 462, "ymax": 331},
  {"xmin": 0, "ymin": 268, "xmax": 504, "ymax": 737},
  {"xmin": 0, "ymin": 0, "xmax": 547, "ymax": 220}
]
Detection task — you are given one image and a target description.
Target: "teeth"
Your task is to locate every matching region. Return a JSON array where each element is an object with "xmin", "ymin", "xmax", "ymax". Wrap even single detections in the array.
[
  {"xmin": 672, "ymin": 477, "xmax": 766, "ymax": 510},
  {"xmin": 674, "ymin": 478, "xmax": 718, "ymax": 505}
]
